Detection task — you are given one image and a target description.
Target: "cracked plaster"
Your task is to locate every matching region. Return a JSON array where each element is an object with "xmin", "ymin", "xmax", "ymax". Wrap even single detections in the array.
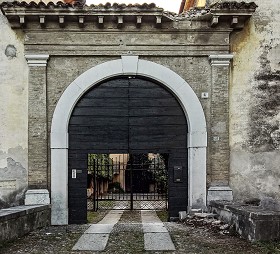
[
  {"xmin": 0, "ymin": 0, "xmax": 279, "ymax": 208},
  {"xmin": 0, "ymin": 12, "xmax": 28, "ymax": 208},
  {"xmin": 228, "ymin": 0, "xmax": 280, "ymax": 203}
]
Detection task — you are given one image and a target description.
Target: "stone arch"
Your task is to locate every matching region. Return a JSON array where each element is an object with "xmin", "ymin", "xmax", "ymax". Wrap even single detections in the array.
[{"xmin": 50, "ymin": 56, "xmax": 207, "ymax": 225}]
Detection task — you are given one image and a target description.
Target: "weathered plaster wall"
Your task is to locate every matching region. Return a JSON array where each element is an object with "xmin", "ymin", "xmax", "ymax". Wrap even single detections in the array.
[
  {"xmin": 0, "ymin": 12, "xmax": 28, "ymax": 207},
  {"xmin": 2, "ymin": 0, "xmax": 278, "ymax": 209},
  {"xmin": 210, "ymin": 0, "xmax": 280, "ymax": 203}
]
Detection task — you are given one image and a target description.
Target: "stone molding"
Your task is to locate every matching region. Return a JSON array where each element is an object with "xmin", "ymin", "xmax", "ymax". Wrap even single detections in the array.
[
  {"xmin": 209, "ymin": 54, "xmax": 233, "ymax": 66},
  {"xmin": 25, "ymin": 54, "xmax": 49, "ymax": 67},
  {"xmin": 50, "ymin": 56, "xmax": 207, "ymax": 225}
]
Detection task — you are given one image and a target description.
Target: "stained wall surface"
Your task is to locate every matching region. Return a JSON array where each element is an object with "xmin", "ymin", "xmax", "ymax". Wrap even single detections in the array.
[
  {"xmin": 0, "ymin": 12, "xmax": 28, "ymax": 208},
  {"xmin": 0, "ymin": 0, "xmax": 279, "ymax": 209},
  {"xmin": 206, "ymin": 0, "xmax": 280, "ymax": 203},
  {"xmin": 223, "ymin": 0, "xmax": 279, "ymax": 203}
]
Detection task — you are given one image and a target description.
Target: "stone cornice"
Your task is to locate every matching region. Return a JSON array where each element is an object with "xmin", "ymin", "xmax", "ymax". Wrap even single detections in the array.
[
  {"xmin": 0, "ymin": 1, "xmax": 161, "ymax": 10},
  {"xmin": 25, "ymin": 54, "xmax": 49, "ymax": 67},
  {"xmin": 209, "ymin": 54, "xmax": 234, "ymax": 66},
  {"xmin": 209, "ymin": 1, "xmax": 257, "ymax": 29},
  {"xmin": 0, "ymin": 1, "xmax": 171, "ymax": 28},
  {"xmin": 1, "ymin": 1, "xmax": 257, "ymax": 29}
]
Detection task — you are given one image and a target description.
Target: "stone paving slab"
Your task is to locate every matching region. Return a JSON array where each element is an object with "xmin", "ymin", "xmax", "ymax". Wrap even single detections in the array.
[
  {"xmin": 98, "ymin": 210, "xmax": 123, "ymax": 224},
  {"xmin": 141, "ymin": 211, "xmax": 162, "ymax": 223},
  {"xmin": 72, "ymin": 233, "xmax": 109, "ymax": 251},
  {"xmin": 141, "ymin": 210, "xmax": 176, "ymax": 251},
  {"xmin": 142, "ymin": 223, "xmax": 168, "ymax": 233},
  {"xmin": 73, "ymin": 210, "xmax": 176, "ymax": 251},
  {"xmin": 84, "ymin": 224, "xmax": 114, "ymax": 234},
  {"xmin": 144, "ymin": 232, "xmax": 176, "ymax": 251},
  {"xmin": 72, "ymin": 210, "xmax": 124, "ymax": 251}
]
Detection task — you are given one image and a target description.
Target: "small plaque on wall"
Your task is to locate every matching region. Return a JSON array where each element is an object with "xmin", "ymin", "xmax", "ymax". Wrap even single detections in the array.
[{"xmin": 72, "ymin": 169, "xmax": 77, "ymax": 179}]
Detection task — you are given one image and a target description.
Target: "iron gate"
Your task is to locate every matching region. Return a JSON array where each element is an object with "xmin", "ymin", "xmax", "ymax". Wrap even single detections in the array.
[{"xmin": 87, "ymin": 153, "xmax": 168, "ymax": 211}]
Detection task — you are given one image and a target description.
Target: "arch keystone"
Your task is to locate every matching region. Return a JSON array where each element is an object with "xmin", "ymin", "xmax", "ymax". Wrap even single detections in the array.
[{"xmin": 121, "ymin": 55, "xmax": 139, "ymax": 74}]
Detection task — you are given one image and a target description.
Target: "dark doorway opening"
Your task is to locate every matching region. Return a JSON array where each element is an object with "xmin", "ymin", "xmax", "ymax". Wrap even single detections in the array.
[{"xmin": 68, "ymin": 77, "xmax": 188, "ymax": 224}]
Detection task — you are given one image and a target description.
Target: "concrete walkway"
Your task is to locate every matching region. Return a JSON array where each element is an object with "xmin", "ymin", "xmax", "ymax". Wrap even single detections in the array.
[
  {"xmin": 72, "ymin": 210, "xmax": 175, "ymax": 252},
  {"xmin": 141, "ymin": 210, "xmax": 175, "ymax": 251},
  {"xmin": 72, "ymin": 210, "xmax": 124, "ymax": 251}
]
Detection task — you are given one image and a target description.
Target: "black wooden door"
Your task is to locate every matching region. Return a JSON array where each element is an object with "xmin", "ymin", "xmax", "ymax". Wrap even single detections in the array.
[{"xmin": 68, "ymin": 77, "xmax": 188, "ymax": 224}]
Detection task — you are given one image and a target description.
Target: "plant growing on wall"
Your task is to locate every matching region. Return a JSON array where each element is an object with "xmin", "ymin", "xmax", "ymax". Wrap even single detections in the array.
[
  {"xmin": 88, "ymin": 154, "xmax": 113, "ymax": 180},
  {"xmin": 148, "ymin": 154, "xmax": 168, "ymax": 193}
]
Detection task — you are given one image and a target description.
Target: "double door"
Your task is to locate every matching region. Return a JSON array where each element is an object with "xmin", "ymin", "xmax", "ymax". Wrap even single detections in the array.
[{"xmin": 68, "ymin": 77, "xmax": 188, "ymax": 224}]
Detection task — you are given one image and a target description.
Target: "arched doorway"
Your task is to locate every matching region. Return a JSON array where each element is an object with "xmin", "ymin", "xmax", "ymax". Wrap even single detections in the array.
[
  {"xmin": 68, "ymin": 77, "xmax": 188, "ymax": 223},
  {"xmin": 50, "ymin": 56, "xmax": 207, "ymax": 225}
]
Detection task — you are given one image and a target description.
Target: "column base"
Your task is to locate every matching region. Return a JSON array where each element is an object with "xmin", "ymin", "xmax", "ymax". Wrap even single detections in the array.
[
  {"xmin": 25, "ymin": 189, "xmax": 50, "ymax": 205},
  {"xmin": 207, "ymin": 186, "xmax": 233, "ymax": 204}
]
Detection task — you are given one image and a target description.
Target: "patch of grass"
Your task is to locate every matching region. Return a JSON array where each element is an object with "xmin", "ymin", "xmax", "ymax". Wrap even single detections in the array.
[
  {"xmin": 0, "ymin": 239, "xmax": 14, "ymax": 250},
  {"xmin": 87, "ymin": 211, "xmax": 98, "ymax": 223},
  {"xmin": 119, "ymin": 210, "xmax": 141, "ymax": 223},
  {"xmin": 62, "ymin": 233, "xmax": 83, "ymax": 252},
  {"xmin": 254, "ymin": 240, "xmax": 280, "ymax": 253},
  {"xmin": 156, "ymin": 210, "xmax": 168, "ymax": 222},
  {"xmin": 104, "ymin": 231, "xmax": 145, "ymax": 253},
  {"xmin": 87, "ymin": 210, "xmax": 108, "ymax": 224},
  {"xmin": 98, "ymin": 200, "xmax": 115, "ymax": 209}
]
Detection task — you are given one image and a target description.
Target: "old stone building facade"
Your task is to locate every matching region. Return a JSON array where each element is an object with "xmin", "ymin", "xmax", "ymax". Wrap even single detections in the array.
[{"xmin": 0, "ymin": 0, "xmax": 279, "ymax": 224}]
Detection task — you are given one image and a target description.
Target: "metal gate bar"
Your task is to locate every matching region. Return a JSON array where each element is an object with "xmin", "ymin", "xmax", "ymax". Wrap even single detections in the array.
[{"xmin": 87, "ymin": 153, "xmax": 168, "ymax": 211}]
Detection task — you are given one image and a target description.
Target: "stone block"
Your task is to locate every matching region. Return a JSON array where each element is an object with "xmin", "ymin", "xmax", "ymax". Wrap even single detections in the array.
[
  {"xmin": 194, "ymin": 212, "xmax": 217, "ymax": 219},
  {"xmin": 179, "ymin": 211, "xmax": 187, "ymax": 220},
  {"xmin": 189, "ymin": 208, "xmax": 202, "ymax": 214},
  {"xmin": 209, "ymin": 201, "xmax": 280, "ymax": 242},
  {"xmin": 25, "ymin": 189, "xmax": 50, "ymax": 205},
  {"xmin": 0, "ymin": 205, "xmax": 50, "ymax": 243},
  {"xmin": 207, "ymin": 186, "xmax": 233, "ymax": 203}
]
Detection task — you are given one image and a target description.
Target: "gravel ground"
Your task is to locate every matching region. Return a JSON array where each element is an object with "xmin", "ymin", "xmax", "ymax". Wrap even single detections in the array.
[{"xmin": 0, "ymin": 211, "xmax": 277, "ymax": 254}]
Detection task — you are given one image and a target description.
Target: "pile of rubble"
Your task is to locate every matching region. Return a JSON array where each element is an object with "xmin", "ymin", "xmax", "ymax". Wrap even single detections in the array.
[{"xmin": 180, "ymin": 213, "xmax": 234, "ymax": 235}]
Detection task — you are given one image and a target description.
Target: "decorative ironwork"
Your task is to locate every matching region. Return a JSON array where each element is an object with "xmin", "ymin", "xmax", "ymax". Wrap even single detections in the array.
[{"xmin": 87, "ymin": 153, "xmax": 168, "ymax": 211}]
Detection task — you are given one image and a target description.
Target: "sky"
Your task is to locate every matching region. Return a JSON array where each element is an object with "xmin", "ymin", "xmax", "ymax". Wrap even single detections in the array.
[{"xmin": 86, "ymin": 0, "xmax": 182, "ymax": 13}]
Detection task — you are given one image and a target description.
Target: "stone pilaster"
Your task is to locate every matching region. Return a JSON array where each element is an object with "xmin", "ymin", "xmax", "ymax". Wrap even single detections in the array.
[
  {"xmin": 25, "ymin": 54, "xmax": 49, "ymax": 190},
  {"xmin": 208, "ymin": 54, "xmax": 233, "ymax": 202}
]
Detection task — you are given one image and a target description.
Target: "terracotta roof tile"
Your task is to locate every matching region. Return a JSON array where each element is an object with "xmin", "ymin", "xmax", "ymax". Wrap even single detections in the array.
[
  {"xmin": 0, "ymin": 1, "xmax": 160, "ymax": 10},
  {"xmin": 1, "ymin": 1, "xmax": 83, "ymax": 8},
  {"xmin": 210, "ymin": 1, "xmax": 258, "ymax": 10}
]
